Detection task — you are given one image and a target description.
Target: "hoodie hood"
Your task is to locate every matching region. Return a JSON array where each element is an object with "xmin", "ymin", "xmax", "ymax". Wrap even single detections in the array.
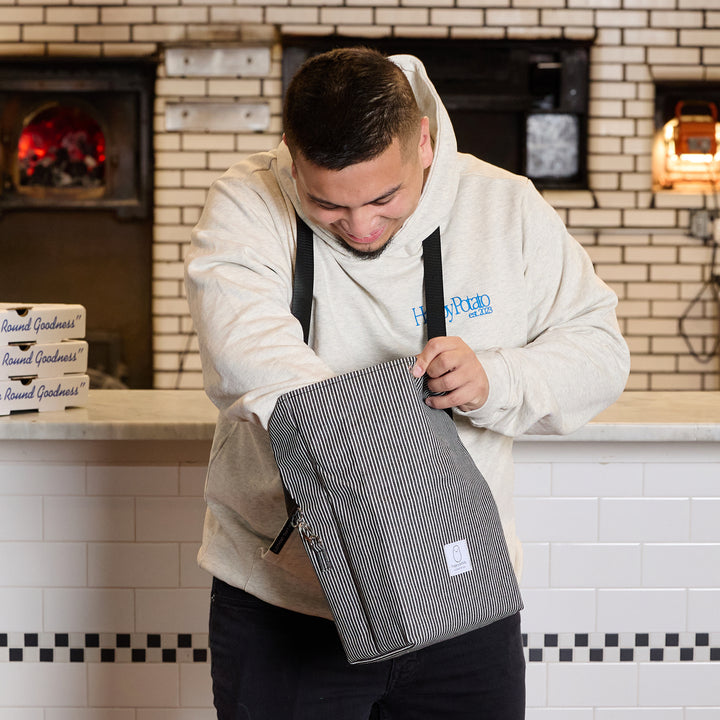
[{"xmin": 276, "ymin": 54, "xmax": 461, "ymax": 257}]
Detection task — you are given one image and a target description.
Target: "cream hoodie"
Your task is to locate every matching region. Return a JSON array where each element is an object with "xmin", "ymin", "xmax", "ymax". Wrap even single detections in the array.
[{"xmin": 185, "ymin": 55, "xmax": 630, "ymax": 618}]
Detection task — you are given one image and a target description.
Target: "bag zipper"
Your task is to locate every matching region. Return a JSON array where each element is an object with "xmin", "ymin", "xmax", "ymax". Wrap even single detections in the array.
[{"xmin": 292, "ymin": 507, "xmax": 332, "ymax": 572}]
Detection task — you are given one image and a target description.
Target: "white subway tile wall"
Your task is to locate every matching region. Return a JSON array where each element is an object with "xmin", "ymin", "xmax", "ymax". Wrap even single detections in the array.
[
  {"xmin": 0, "ymin": 450, "xmax": 214, "ymax": 714},
  {"xmin": 1, "ymin": 441, "xmax": 719, "ymax": 715},
  {"xmin": 513, "ymin": 441, "xmax": 720, "ymax": 717}
]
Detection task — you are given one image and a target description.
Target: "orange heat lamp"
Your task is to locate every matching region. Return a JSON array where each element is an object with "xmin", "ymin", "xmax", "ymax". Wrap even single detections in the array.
[
  {"xmin": 658, "ymin": 99, "xmax": 720, "ymax": 188},
  {"xmin": 672, "ymin": 100, "xmax": 717, "ymax": 157}
]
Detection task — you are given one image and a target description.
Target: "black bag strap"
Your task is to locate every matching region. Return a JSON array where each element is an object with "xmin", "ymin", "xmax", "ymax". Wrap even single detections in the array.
[
  {"xmin": 292, "ymin": 216, "xmax": 315, "ymax": 344},
  {"xmin": 421, "ymin": 227, "xmax": 446, "ymax": 341},
  {"xmin": 292, "ymin": 214, "xmax": 445, "ymax": 342}
]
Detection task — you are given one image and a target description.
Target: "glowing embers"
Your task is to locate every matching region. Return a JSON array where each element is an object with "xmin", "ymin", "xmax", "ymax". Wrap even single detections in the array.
[
  {"xmin": 654, "ymin": 100, "xmax": 720, "ymax": 190},
  {"xmin": 17, "ymin": 104, "xmax": 105, "ymax": 194}
]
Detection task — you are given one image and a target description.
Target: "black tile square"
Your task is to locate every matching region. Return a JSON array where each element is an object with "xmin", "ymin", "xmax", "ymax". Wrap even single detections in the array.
[
  {"xmin": 101, "ymin": 649, "xmax": 115, "ymax": 662},
  {"xmin": 696, "ymin": 633, "xmax": 710, "ymax": 646},
  {"xmin": 116, "ymin": 634, "xmax": 131, "ymax": 648},
  {"xmin": 178, "ymin": 634, "xmax": 192, "ymax": 648},
  {"xmin": 574, "ymin": 633, "xmax": 589, "ymax": 647},
  {"xmin": 147, "ymin": 634, "xmax": 161, "ymax": 648},
  {"xmin": 635, "ymin": 633, "xmax": 649, "ymax": 647},
  {"xmin": 544, "ymin": 634, "xmax": 558, "ymax": 647},
  {"xmin": 0, "ymin": 634, "xmax": 7, "ymax": 647},
  {"xmin": 70, "ymin": 648, "xmax": 84, "ymax": 662},
  {"xmin": 24, "ymin": 633, "xmax": 38, "ymax": 647},
  {"xmin": 54, "ymin": 633, "xmax": 69, "ymax": 647},
  {"xmin": 589, "ymin": 649, "xmax": 603, "ymax": 662},
  {"xmin": 528, "ymin": 649, "xmax": 543, "ymax": 662},
  {"xmin": 559, "ymin": 649, "xmax": 573, "ymax": 662},
  {"xmin": 85, "ymin": 633, "xmax": 100, "ymax": 648},
  {"xmin": 132, "ymin": 649, "xmax": 146, "ymax": 663},
  {"xmin": 650, "ymin": 648, "xmax": 664, "ymax": 662},
  {"xmin": 620, "ymin": 648, "xmax": 634, "ymax": 662},
  {"xmin": 605, "ymin": 633, "xmax": 619, "ymax": 647},
  {"xmin": 9, "ymin": 648, "xmax": 23, "ymax": 662},
  {"xmin": 163, "ymin": 648, "xmax": 177, "ymax": 663},
  {"xmin": 40, "ymin": 648, "xmax": 54, "ymax": 662},
  {"xmin": 665, "ymin": 633, "xmax": 679, "ymax": 647},
  {"xmin": 680, "ymin": 648, "xmax": 694, "ymax": 661},
  {"xmin": 193, "ymin": 648, "xmax": 208, "ymax": 662},
  {"xmin": 710, "ymin": 648, "xmax": 720, "ymax": 661}
]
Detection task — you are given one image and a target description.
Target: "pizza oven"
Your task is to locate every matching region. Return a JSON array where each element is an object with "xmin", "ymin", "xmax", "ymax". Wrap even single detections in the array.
[{"xmin": 0, "ymin": 58, "xmax": 156, "ymax": 388}]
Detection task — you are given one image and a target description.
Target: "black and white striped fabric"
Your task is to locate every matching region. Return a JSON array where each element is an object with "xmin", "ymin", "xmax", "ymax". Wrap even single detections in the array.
[{"xmin": 268, "ymin": 354, "xmax": 523, "ymax": 665}]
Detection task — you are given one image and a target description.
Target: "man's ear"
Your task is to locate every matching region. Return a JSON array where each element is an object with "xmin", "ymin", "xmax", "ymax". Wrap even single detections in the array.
[{"xmin": 419, "ymin": 117, "xmax": 434, "ymax": 169}]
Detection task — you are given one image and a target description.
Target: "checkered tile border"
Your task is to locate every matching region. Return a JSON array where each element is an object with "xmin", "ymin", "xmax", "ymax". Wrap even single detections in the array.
[
  {"xmin": 2, "ymin": 631, "xmax": 719, "ymax": 663},
  {"xmin": 0, "ymin": 633, "xmax": 208, "ymax": 663},
  {"xmin": 522, "ymin": 632, "xmax": 720, "ymax": 663}
]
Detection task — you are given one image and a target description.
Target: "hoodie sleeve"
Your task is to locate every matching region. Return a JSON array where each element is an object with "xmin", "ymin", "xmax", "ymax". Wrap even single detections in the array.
[
  {"xmin": 456, "ymin": 181, "xmax": 630, "ymax": 437},
  {"xmin": 184, "ymin": 162, "xmax": 335, "ymax": 429}
]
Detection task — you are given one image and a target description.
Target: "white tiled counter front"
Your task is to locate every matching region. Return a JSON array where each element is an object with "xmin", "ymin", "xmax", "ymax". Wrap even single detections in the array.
[
  {"xmin": 1, "ymin": 390, "xmax": 719, "ymax": 718},
  {"xmin": 0, "ymin": 390, "xmax": 218, "ymax": 719},
  {"xmin": 514, "ymin": 392, "xmax": 720, "ymax": 720}
]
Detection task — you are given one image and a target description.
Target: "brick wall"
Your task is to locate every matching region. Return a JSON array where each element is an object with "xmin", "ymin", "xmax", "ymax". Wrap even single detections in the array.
[{"xmin": 1, "ymin": 1, "xmax": 719, "ymax": 391}]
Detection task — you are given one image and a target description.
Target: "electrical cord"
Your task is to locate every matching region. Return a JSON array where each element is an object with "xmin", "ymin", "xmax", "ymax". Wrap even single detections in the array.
[
  {"xmin": 678, "ymin": 174, "xmax": 720, "ymax": 363},
  {"xmin": 679, "ymin": 241, "xmax": 720, "ymax": 363}
]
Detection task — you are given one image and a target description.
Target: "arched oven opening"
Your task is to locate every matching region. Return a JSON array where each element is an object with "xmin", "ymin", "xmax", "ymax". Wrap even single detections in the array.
[{"xmin": 0, "ymin": 58, "xmax": 156, "ymax": 388}]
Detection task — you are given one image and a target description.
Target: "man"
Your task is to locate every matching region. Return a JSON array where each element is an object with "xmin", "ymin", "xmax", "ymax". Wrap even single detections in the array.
[{"xmin": 185, "ymin": 47, "xmax": 630, "ymax": 720}]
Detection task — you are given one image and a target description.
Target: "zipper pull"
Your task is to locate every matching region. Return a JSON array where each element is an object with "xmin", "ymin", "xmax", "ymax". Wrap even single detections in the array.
[{"xmin": 293, "ymin": 509, "xmax": 332, "ymax": 572}]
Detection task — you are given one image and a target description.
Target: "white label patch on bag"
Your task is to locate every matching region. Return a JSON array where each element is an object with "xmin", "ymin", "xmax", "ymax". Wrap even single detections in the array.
[{"xmin": 444, "ymin": 539, "xmax": 472, "ymax": 577}]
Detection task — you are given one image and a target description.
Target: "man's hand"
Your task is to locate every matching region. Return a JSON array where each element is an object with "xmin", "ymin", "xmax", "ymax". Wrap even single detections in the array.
[{"xmin": 412, "ymin": 337, "xmax": 489, "ymax": 412}]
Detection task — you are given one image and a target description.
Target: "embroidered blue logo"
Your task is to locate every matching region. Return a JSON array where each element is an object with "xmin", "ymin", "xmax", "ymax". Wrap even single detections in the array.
[{"xmin": 412, "ymin": 293, "xmax": 493, "ymax": 326}]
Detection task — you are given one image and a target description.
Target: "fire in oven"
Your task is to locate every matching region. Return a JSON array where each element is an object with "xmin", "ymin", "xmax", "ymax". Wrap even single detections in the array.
[
  {"xmin": 0, "ymin": 58, "xmax": 154, "ymax": 217},
  {"xmin": 16, "ymin": 103, "xmax": 106, "ymax": 194}
]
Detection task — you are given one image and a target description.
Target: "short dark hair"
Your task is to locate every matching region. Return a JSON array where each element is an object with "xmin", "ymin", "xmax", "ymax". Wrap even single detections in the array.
[{"xmin": 283, "ymin": 47, "xmax": 422, "ymax": 170}]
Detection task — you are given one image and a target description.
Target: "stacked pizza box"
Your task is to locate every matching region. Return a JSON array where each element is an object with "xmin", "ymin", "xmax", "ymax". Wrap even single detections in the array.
[{"xmin": 0, "ymin": 303, "xmax": 90, "ymax": 415}]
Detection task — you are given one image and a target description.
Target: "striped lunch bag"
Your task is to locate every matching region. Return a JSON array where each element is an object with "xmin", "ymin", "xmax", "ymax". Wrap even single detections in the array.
[
  {"xmin": 268, "ymin": 354, "xmax": 523, "ymax": 664},
  {"xmin": 266, "ymin": 215, "xmax": 522, "ymax": 664}
]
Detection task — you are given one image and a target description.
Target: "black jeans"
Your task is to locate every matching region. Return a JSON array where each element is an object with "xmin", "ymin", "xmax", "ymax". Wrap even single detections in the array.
[{"xmin": 209, "ymin": 578, "xmax": 526, "ymax": 720}]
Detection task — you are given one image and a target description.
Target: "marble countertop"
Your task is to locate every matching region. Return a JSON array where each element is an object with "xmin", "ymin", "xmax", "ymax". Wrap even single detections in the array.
[
  {"xmin": 0, "ymin": 390, "xmax": 218, "ymax": 441},
  {"xmin": 0, "ymin": 389, "xmax": 718, "ymax": 442},
  {"xmin": 520, "ymin": 391, "xmax": 720, "ymax": 443}
]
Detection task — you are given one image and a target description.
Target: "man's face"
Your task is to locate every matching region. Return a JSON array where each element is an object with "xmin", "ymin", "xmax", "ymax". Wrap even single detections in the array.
[{"xmin": 290, "ymin": 118, "xmax": 434, "ymax": 258}]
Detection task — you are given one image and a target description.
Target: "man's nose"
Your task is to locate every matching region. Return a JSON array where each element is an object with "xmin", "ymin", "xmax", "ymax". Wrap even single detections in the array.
[{"xmin": 344, "ymin": 207, "xmax": 376, "ymax": 238}]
